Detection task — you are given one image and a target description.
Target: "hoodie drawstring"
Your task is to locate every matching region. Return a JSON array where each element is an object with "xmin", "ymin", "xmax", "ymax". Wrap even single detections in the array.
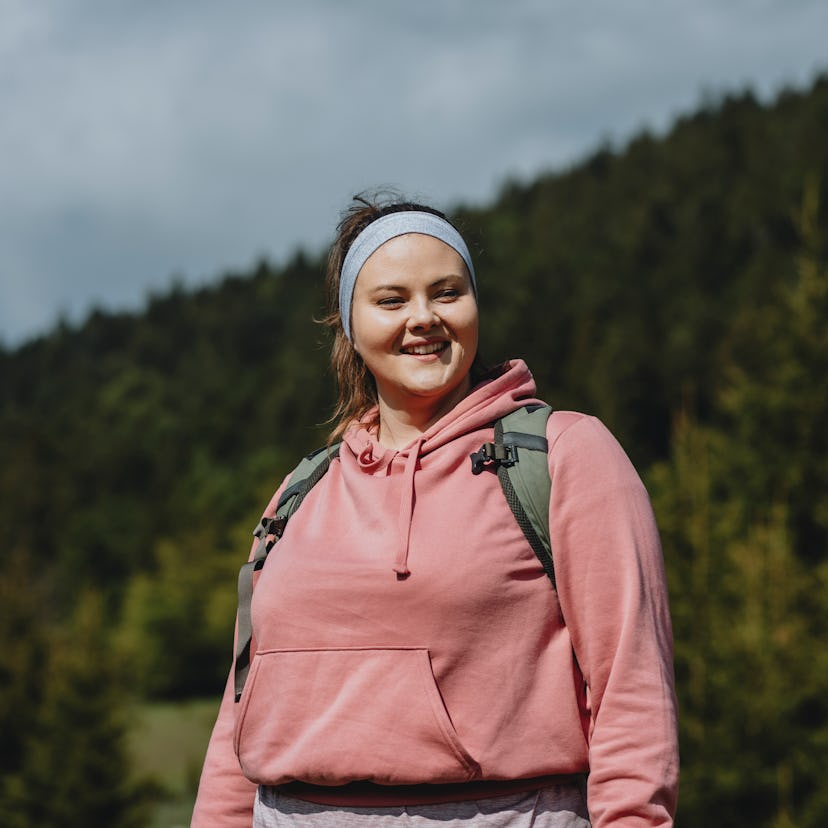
[{"xmin": 393, "ymin": 436, "xmax": 425, "ymax": 579}]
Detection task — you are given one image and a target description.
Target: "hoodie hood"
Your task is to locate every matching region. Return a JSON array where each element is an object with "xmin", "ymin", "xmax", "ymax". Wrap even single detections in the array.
[{"xmin": 341, "ymin": 359, "xmax": 542, "ymax": 577}]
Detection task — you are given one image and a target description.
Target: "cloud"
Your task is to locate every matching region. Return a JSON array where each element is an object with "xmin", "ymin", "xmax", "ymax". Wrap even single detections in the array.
[{"xmin": 1, "ymin": 0, "xmax": 826, "ymax": 344}]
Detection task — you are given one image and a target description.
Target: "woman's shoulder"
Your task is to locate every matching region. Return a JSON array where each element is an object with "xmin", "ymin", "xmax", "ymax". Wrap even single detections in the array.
[
  {"xmin": 544, "ymin": 410, "xmax": 642, "ymax": 482},
  {"xmin": 544, "ymin": 409, "xmax": 591, "ymax": 443}
]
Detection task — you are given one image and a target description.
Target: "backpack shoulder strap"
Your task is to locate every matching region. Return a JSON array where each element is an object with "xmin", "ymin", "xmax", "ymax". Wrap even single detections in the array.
[
  {"xmin": 233, "ymin": 443, "xmax": 340, "ymax": 701},
  {"xmin": 274, "ymin": 444, "xmax": 341, "ymax": 521},
  {"xmin": 470, "ymin": 404, "xmax": 555, "ymax": 588}
]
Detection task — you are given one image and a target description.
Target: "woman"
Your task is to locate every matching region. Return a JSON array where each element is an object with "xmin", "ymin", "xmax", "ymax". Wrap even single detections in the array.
[{"xmin": 192, "ymin": 196, "xmax": 679, "ymax": 827}]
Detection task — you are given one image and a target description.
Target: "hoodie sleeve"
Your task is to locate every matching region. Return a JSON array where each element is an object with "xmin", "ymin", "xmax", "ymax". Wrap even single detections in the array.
[
  {"xmin": 547, "ymin": 414, "xmax": 679, "ymax": 828},
  {"xmin": 190, "ymin": 482, "xmax": 290, "ymax": 828},
  {"xmin": 190, "ymin": 666, "xmax": 258, "ymax": 827}
]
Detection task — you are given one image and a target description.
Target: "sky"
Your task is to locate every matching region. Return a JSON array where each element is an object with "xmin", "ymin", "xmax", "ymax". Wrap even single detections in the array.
[{"xmin": 1, "ymin": 0, "xmax": 826, "ymax": 347}]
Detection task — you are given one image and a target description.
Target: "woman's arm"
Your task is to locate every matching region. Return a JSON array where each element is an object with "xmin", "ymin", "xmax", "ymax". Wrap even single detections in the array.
[
  {"xmin": 191, "ymin": 667, "xmax": 258, "ymax": 827},
  {"xmin": 191, "ymin": 481, "xmax": 290, "ymax": 827},
  {"xmin": 547, "ymin": 414, "xmax": 679, "ymax": 828}
]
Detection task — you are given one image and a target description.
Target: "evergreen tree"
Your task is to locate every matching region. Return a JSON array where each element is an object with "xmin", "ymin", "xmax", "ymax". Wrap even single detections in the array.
[
  {"xmin": 9, "ymin": 591, "xmax": 150, "ymax": 828},
  {"xmin": 649, "ymin": 181, "xmax": 828, "ymax": 827},
  {"xmin": 719, "ymin": 175, "xmax": 828, "ymax": 559},
  {"xmin": 0, "ymin": 550, "xmax": 48, "ymax": 822}
]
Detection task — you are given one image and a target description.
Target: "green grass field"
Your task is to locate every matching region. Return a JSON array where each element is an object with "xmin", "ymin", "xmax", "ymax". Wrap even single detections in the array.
[{"xmin": 130, "ymin": 698, "xmax": 219, "ymax": 828}]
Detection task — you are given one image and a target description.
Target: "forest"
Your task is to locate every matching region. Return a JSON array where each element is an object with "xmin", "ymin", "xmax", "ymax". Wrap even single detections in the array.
[{"xmin": 1, "ymin": 74, "xmax": 827, "ymax": 827}]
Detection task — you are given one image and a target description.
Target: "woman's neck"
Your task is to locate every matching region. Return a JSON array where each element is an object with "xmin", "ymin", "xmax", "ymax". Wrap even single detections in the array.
[{"xmin": 375, "ymin": 380, "xmax": 471, "ymax": 450}]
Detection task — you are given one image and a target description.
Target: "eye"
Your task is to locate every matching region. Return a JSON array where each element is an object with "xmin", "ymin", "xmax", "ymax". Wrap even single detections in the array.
[
  {"xmin": 436, "ymin": 288, "xmax": 460, "ymax": 300},
  {"xmin": 377, "ymin": 296, "xmax": 404, "ymax": 307}
]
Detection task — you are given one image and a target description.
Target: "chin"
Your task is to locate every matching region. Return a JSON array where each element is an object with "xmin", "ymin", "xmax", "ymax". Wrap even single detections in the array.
[{"xmin": 406, "ymin": 376, "xmax": 467, "ymax": 404}]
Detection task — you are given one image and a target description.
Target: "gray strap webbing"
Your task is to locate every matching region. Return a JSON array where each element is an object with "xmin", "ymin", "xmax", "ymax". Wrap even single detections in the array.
[
  {"xmin": 233, "ymin": 531, "xmax": 272, "ymax": 701},
  {"xmin": 502, "ymin": 430, "xmax": 548, "ymax": 452},
  {"xmin": 233, "ymin": 444, "xmax": 340, "ymax": 702}
]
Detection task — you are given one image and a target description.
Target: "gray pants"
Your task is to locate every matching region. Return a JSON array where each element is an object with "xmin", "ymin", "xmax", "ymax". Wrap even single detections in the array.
[{"xmin": 254, "ymin": 783, "xmax": 591, "ymax": 827}]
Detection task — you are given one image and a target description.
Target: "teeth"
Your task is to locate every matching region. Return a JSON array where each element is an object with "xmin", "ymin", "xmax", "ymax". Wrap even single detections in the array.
[{"xmin": 404, "ymin": 342, "xmax": 445, "ymax": 355}]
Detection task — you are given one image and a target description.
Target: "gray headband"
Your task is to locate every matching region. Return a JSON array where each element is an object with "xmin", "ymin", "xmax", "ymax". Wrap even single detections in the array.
[{"xmin": 338, "ymin": 210, "xmax": 477, "ymax": 341}]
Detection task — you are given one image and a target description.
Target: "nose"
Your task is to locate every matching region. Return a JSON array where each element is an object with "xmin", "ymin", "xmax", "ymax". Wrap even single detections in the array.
[{"xmin": 407, "ymin": 296, "xmax": 439, "ymax": 330}]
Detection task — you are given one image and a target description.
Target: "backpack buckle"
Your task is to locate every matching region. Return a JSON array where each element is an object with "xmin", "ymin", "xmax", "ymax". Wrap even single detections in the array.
[
  {"xmin": 254, "ymin": 515, "xmax": 288, "ymax": 539},
  {"xmin": 470, "ymin": 442, "xmax": 518, "ymax": 474}
]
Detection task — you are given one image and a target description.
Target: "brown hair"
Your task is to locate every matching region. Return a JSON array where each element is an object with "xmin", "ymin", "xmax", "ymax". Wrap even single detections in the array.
[{"xmin": 322, "ymin": 192, "xmax": 484, "ymax": 442}]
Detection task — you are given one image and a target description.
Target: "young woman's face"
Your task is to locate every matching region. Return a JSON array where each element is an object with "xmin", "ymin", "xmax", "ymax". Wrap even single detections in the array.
[{"xmin": 350, "ymin": 232, "xmax": 479, "ymax": 419}]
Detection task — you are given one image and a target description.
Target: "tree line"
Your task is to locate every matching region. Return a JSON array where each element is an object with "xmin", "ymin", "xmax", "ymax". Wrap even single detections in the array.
[{"xmin": 1, "ymin": 74, "xmax": 827, "ymax": 826}]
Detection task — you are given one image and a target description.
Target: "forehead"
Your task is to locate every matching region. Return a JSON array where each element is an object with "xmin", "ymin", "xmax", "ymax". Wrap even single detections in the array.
[{"xmin": 356, "ymin": 233, "xmax": 468, "ymax": 286}]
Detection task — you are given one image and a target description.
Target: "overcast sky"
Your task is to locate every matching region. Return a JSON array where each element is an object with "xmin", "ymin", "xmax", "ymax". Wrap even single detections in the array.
[{"xmin": 1, "ymin": 0, "xmax": 826, "ymax": 346}]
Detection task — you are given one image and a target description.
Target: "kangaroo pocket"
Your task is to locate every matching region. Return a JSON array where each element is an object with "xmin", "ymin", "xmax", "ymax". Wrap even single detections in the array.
[{"xmin": 234, "ymin": 646, "xmax": 480, "ymax": 786}]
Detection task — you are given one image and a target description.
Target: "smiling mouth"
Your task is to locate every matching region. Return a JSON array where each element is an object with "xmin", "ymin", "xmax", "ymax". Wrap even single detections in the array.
[{"xmin": 400, "ymin": 341, "xmax": 448, "ymax": 356}]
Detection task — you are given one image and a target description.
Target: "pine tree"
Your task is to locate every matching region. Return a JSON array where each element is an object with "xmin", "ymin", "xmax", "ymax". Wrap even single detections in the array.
[
  {"xmin": 0, "ymin": 550, "xmax": 49, "ymax": 822},
  {"xmin": 649, "ymin": 179, "xmax": 828, "ymax": 827},
  {"xmin": 10, "ymin": 591, "xmax": 150, "ymax": 828}
]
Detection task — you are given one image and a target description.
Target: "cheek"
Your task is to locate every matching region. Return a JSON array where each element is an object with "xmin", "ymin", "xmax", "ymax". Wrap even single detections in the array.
[
  {"xmin": 353, "ymin": 310, "xmax": 399, "ymax": 352},
  {"xmin": 350, "ymin": 308, "xmax": 376, "ymax": 355},
  {"xmin": 351, "ymin": 326, "xmax": 387, "ymax": 360},
  {"xmin": 461, "ymin": 310, "xmax": 479, "ymax": 349}
]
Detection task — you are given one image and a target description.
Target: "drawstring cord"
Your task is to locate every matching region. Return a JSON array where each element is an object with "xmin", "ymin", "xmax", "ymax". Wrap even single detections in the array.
[{"xmin": 393, "ymin": 436, "xmax": 424, "ymax": 579}]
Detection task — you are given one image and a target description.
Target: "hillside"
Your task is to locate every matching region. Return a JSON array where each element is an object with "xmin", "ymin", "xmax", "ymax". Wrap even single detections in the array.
[{"xmin": 1, "ymin": 75, "xmax": 827, "ymax": 827}]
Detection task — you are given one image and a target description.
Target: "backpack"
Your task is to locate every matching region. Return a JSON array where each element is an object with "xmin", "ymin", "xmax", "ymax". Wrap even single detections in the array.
[{"xmin": 233, "ymin": 403, "xmax": 554, "ymax": 701}]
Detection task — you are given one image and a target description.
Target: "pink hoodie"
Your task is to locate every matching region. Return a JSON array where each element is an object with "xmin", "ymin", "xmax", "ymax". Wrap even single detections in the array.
[{"xmin": 192, "ymin": 360, "xmax": 678, "ymax": 827}]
